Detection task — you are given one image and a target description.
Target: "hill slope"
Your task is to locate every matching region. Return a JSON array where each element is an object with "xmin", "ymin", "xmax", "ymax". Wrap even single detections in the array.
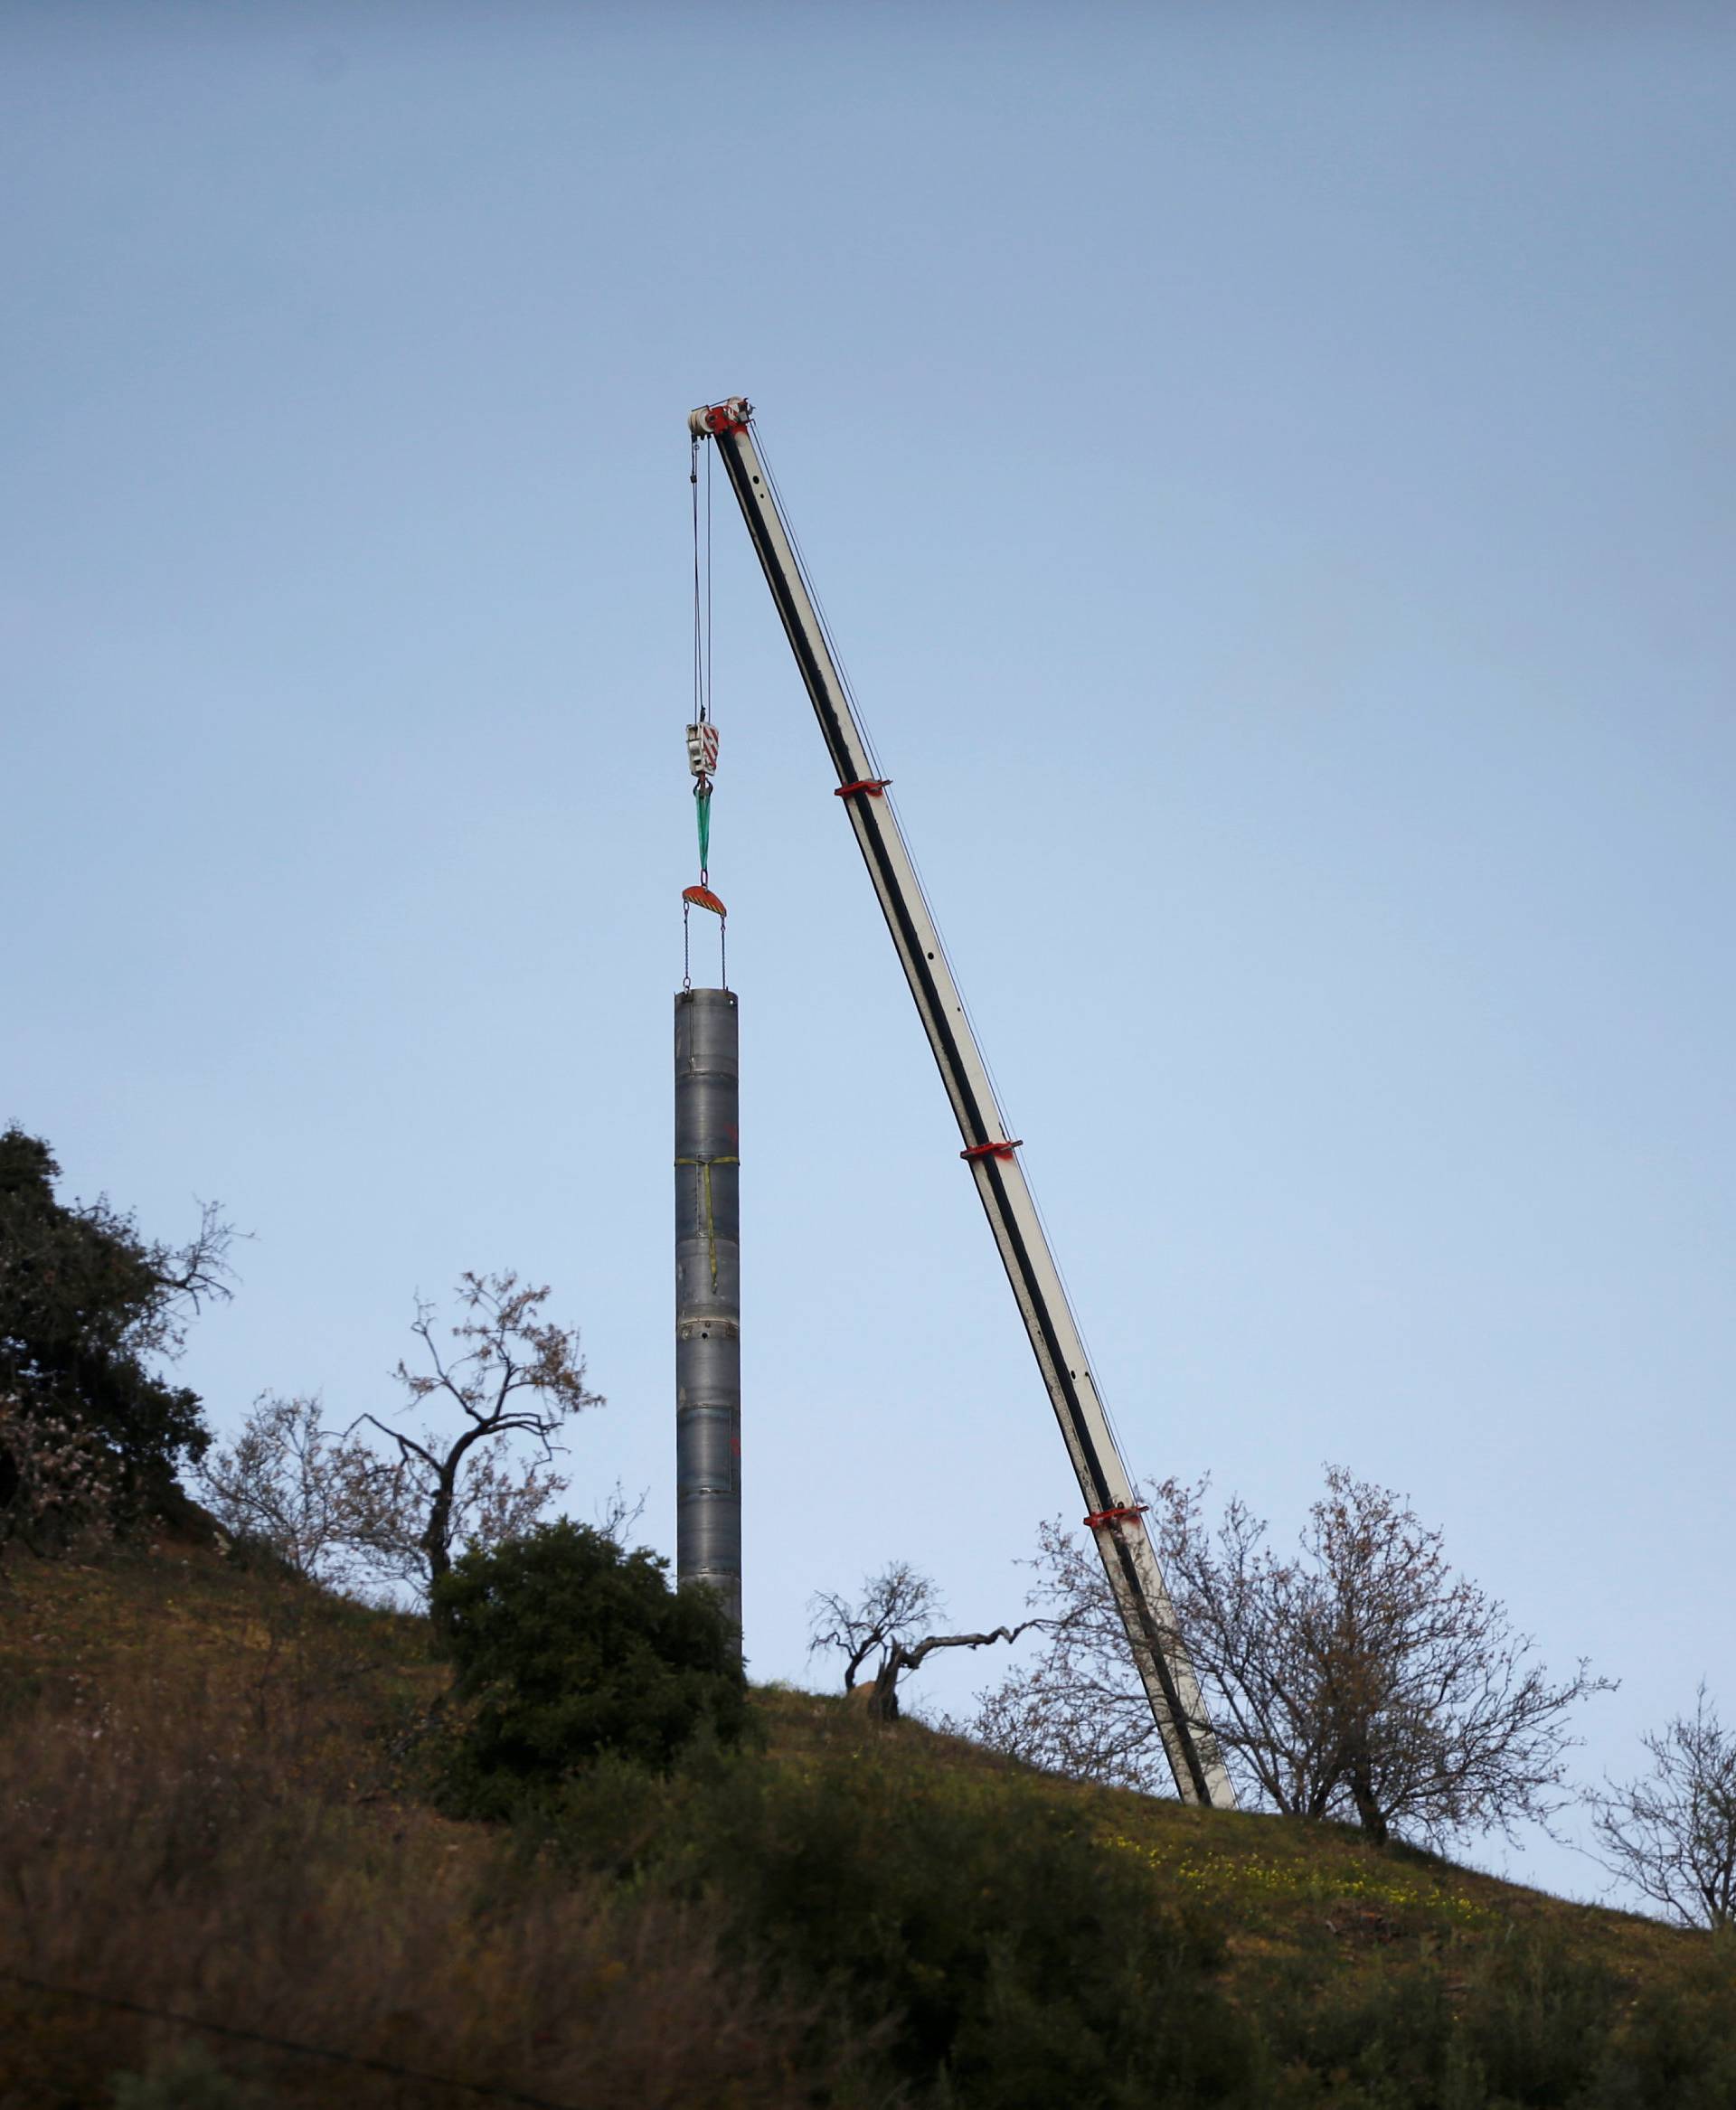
[{"xmin": 1, "ymin": 1538, "xmax": 1730, "ymax": 2109}]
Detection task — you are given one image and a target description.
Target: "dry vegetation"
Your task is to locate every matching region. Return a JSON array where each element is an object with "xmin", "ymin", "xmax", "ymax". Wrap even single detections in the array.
[
  {"xmin": 2, "ymin": 1533, "xmax": 1731, "ymax": 2109},
  {"xmin": 0, "ymin": 1542, "xmax": 850, "ymax": 2110}
]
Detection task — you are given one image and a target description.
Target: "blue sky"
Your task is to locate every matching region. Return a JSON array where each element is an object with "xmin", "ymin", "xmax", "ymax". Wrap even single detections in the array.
[{"xmin": 5, "ymin": 2, "xmax": 1733, "ymax": 1901}]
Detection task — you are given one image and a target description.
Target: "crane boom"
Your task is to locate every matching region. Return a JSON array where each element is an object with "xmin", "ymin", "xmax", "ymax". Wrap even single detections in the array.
[{"xmin": 691, "ymin": 397, "xmax": 1233, "ymax": 1809}]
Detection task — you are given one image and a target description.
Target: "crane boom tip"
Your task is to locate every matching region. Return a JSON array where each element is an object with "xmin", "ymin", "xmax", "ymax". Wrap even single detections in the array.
[{"xmin": 690, "ymin": 397, "xmax": 752, "ymax": 438}]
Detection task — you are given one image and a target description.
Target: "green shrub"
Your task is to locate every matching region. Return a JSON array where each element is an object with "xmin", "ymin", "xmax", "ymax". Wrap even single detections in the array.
[
  {"xmin": 1599, "ymin": 1937, "xmax": 1736, "ymax": 2108},
  {"xmin": 432, "ymin": 1521, "xmax": 750, "ymax": 1813},
  {"xmin": 557, "ymin": 1744, "xmax": 1261, "ymax": 2109},
  {"xmin": 1256, "ymin": 1925, "xmax": 1696, "ymax": 2109},
  {"xmin": 1458, "ymin": 1928, "xmax": 1622, "ymax": 2105},
  {"xmin": 0, "ymin": 1126, "xmax": 223, "ymax": 1516},
  {"xmin": 110, "ymin": 2043, "xmax": 259, "ymax": 2108}
]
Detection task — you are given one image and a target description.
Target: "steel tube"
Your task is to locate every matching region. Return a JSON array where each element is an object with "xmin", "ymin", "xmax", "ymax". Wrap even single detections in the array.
[{"xmin": 675, "ymin": 987, "xmax": 741, "ymax": 1649}]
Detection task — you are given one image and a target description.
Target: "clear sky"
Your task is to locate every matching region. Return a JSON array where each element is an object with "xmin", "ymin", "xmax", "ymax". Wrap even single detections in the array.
[{"xmin": 5, "ymin": 1, "xmax": 1733, "ymax": 1903}]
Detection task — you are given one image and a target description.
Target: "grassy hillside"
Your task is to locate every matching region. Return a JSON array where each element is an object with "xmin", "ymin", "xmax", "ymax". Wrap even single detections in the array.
[{"xmin": 2, "ymin": 1535, "xmax": 1731, "ymax": 2109}]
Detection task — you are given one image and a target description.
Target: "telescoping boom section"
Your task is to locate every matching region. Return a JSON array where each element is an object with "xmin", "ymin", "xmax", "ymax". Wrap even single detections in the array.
[{"xmin": 690, "ymin": 396, "xmax": 1234, "ymax": 1810}]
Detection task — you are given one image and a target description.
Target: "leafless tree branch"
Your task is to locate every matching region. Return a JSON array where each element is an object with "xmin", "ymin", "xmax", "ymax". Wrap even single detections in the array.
[
  {"xmin": 1586, "ymin": 1687, "xmax": 1736, "ymax": 1927},
  {"xmin": 809, "ymin": 1562, "xmax": 1040, "ymax": 1721},
  {"xmin": 200, "ymin": 1273, "xmax": 604, "ymax": 1613}
]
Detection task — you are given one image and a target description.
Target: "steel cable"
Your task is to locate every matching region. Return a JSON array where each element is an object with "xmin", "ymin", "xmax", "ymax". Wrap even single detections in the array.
[{"xmin": 0, "ymin": 1969, "xmax": 583, "ymax": 2109}]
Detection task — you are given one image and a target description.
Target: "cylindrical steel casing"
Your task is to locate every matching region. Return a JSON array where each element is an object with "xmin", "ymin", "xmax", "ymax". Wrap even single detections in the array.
[{"xmin": 675, "ymin": 988, "xmax": 741, "ymax": 1648}]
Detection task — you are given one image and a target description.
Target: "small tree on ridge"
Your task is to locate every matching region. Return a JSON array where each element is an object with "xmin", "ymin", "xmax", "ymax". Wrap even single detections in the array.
[
  {"xmin": 971, "ymin": 1467, "xmax": 1609, "ymax": 1847},
  {"xmin": 355, "ymin": 1271, "xmax": 601, "ymax": 1611},
  {"xmin": 1588, "ymin": 1687, "xmax": 1736, "ymax": 1928},
  {"xmin": 200, "ymin": 1274, "xmax": 612, "ymax": 1606},
  {"xmin": 810, "ymin": 1560, "xmax": 1039, "ymax": 1722}
]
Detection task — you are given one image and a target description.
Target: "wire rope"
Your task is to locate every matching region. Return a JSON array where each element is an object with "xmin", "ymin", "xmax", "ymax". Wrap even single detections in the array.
[
  {"xmin": 752, "ymin": 425, "xmax": 1021, "ymax": 1132},
  {"xmin": 751, "ymin": 419, "xmax": 1150, "ymax": 1483},
  {"xmin": 752, "ymin": 426, "xmax": 887, "ymax": 781},
  {"xmin": 0, "ymin": 1968, "xmax": 583, "ymax": 2110},
  {"xmin": 703, "ymin": 434, "xmax": 713, "ymax": 724},
  {"xmin": 684, "ymin": 430, "xmax": 724, "ymax": 986},
  {"xmin": 691, "ymin": 438, "xmax": 704, "ymax": 725}
]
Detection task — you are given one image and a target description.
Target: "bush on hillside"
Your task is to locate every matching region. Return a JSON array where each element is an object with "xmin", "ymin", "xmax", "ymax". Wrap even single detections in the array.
[
  {"xmin": 543, "ymin": 1725, "xmax": 1736, "ymax": 2110},
  {"xmin": 0, "ymin": 1126, "xmax": 232, "ymax": 1531},
  {"xmin": 432, "ymin": 1521, "xmax": 749, "ymax": 1813},
  {"xmin": 1612, "ymin": 1938, "xmax": 1736, "ymax": 2108},
  {"xmin": 553, "ymin": 1741, "xmax": 1260, "ymax": 2109},
  {"xmin": 1260, "ymin": 1928, "xmax": 1624, "ymax": 2106},
  {"xmin": 111, "ymin": 2043, "xmax": 256, "ymax": 2109}
]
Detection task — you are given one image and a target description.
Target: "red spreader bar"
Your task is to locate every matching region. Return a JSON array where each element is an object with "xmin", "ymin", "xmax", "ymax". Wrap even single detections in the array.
[
  {"xmin": 683, "ymin": 883, "xmax": 727, "ymax": 918},
  {"xmin": 960, "ymin": 1138, "xmax": 1023, "ymax": 1162},
  {"xmin": 1084, "ymin": 1503, "xmax": 1148, "ymax": 1531},
  {"xmin": 834, "ymin": 778, "xmax": 892, "ymax": 798}
]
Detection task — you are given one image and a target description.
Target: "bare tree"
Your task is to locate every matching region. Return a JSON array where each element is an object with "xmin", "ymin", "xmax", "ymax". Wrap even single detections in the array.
[
  {"xmin": 199, "ymin": 1275, "xmax": 604, "ymax": 1609},
  {"xmin": 356, "ymin": 1271, "xmax": 602, "ymax": 1612},
  {"xmin": 129, "ymin": 1197, "xmax": 242, "ymax": 1362},
  {"xmin": 197, "ymin": 1395, "xmax": 414, "ymax": 1590},
  {"xmin": 970, "ymin": 1467, "xmax": 1609, "ymax": 1847},
  {"xmin": 809, "ymin": 1560, "xmax": 1040, "ymax": 1722},
  {"xmin": 1587, "ymin": 1688, "xmax": 1736, "ymax": 1928},
  {"xmin": 965, "ymin": 1515, "xmax": 1173, "ymax": 1794},
  {"xmin": 590, "ymin": 1480, "xmax": 649, "ymax": 1544}
]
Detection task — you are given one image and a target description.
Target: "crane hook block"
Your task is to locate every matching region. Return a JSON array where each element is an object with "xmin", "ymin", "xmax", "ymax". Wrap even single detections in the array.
[
  {"xmin": 686, "ymin": 722, "xmax": 720, "ymax": 777},
  {"xmin": 689, "ymin": 397, "xmax": 753, "ymax": 438},
  {"xmin": 683, "ymin": 883, "xmax": 727, "ymax": 918}
]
